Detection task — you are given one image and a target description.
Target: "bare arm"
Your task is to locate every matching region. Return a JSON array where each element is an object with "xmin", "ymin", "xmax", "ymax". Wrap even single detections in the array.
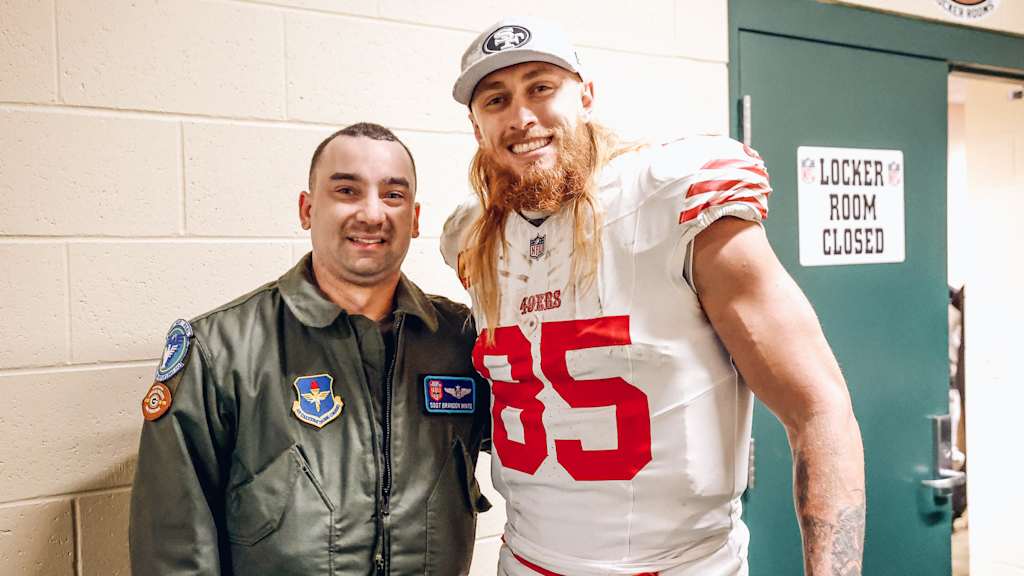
[{"xmin": 693, "ymin": 217, "xmax": 865, "ymax": 575}]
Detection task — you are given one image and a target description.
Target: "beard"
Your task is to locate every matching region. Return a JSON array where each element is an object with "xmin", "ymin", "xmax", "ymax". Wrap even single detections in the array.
[{"xmin": 477, "ymin": 123, "xmax": 596, "ymax": 213}]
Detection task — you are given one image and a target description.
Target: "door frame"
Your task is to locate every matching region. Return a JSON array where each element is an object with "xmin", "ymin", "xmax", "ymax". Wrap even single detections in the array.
[{"xmin": 728, "ymin": 0, "xmax": 1024, "ymax": 136}]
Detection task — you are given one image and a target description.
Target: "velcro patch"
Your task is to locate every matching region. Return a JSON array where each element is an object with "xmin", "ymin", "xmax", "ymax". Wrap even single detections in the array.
[
  {"xmin": 142, "ymin": 382, "xmax": 173, "ymax": 421},
  {"xmin": 423, "ymin": 375, "xmax": 476, "ymax": 415},
  {"xmin": 155, "ymin": 319, "xmax": 193, "ymax": 382}
]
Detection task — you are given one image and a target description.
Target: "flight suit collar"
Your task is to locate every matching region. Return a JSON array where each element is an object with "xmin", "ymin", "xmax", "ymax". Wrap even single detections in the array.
[{"xmin": 279, "ymin": 253, "xmax": 439, "ymax": 332}]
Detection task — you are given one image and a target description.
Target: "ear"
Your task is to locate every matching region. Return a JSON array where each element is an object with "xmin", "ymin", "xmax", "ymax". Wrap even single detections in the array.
[
  {"xmin": 469, "ymin": 111, "xmax": 484, "ymax": 145},
  {"xmin": 299, "ymin": 190, "xmax": 313, "ymax": 230},
  {"xmin": 580, "ymin": 80, "xmax": 595, "ymax": 122},
  {"xmin": 411, "ymin": 202, "xmax": 421, "ymax": 239}
]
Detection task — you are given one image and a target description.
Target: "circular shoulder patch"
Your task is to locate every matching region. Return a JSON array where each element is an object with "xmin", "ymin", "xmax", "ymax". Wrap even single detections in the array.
[
  {"xmin": 483, "ymin": 25, "xmax": 531, "ymax": 54},
  {"xmin": 142, "ymin": 382, "xmax": 173, "ymax": 421},
  {"xmin": 155, "ymin": 319, "xmax": 193, "ymax": 382}
]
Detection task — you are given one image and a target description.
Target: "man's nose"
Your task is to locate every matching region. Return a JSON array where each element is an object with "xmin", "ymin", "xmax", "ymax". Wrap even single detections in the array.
[
  {"xmin": 357, "ymin": 193, "xmax": 386, "ymax": 225},
  {"xmin": 508, "ymin": 99, "xmax": 538, "ymax": 132}
]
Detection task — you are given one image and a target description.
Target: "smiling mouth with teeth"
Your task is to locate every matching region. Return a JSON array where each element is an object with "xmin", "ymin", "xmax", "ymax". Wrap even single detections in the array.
[
  {"xmin": 509, "ymin": 137, "xmax": 553, "ymax": 155},
  {"xmin": 350, "ymin": 237, "xmax": 384, "ymax": 245}
]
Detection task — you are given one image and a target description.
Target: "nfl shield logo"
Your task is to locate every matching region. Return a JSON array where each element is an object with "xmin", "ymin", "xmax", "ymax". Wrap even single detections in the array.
[
  {"xmin": 800, "ymin": 157, "xmax": 817, "ymax": 184},
  {"xmin": 429, "ymin": 379, "xmax": 444, "ymax": 402},
  {"xmin": 888, "ymin": 161, "xmax": 902, "ymax": 186},
  {"xmin": 529, "ymin": 235, "xmax": 545, "ymax": 260}
]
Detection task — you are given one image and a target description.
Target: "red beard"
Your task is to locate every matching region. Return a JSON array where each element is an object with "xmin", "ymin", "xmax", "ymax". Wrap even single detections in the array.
[{"xmin": 478, "ymin": 123, "xmax": 596, "ymax": 213}]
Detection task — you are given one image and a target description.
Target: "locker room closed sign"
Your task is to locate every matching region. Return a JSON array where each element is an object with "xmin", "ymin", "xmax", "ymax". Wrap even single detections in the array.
[{"xmin": 797, "ymin": 146, "xmax": 906, "ymax": 266}]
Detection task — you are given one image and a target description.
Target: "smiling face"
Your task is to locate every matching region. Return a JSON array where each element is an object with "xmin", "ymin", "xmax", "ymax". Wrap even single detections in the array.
[
  {"xmin": 300, "ymin": 135, "xmax": 419, "ymax": 290},
  {"xmin": 469, "ymin": 61, "xmax": 594, "ymax": 180}
]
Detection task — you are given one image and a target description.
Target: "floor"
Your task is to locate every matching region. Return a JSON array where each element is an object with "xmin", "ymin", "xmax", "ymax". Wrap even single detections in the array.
[{"xmin": 952, "ymin": 511, "xmax": 969, "ymax": 576}]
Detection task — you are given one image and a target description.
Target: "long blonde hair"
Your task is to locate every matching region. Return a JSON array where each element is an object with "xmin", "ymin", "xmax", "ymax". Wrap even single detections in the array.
[{"xmin": 464, "ymin": 123, "xmax": 639, "ymax": 341}]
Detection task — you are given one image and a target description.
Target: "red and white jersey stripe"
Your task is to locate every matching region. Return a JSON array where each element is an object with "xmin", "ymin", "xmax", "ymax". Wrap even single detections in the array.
[{"xmin": 442, "ymin": 135, "xmax": 769, "ymax": 576}]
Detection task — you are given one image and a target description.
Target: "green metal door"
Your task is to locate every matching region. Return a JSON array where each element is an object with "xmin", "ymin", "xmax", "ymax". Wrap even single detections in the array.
[{"xmin": 737, "ymin": 32, "xmax": 951, "ymax": 575}]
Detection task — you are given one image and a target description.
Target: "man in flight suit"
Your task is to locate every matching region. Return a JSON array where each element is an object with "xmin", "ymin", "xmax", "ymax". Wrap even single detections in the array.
[{"xmin": 130, "ymin": 122, "xmax": 490, "ymax": 575}]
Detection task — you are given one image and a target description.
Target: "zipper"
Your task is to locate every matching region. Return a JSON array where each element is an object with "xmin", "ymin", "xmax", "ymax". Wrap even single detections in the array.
[
  {"xmin": 380, "ymin": 313, "xmax": 404, "ymax": 516},
  {"xmin": 374, "ymin": 312, "xmax": 404, "ymax": 574}
]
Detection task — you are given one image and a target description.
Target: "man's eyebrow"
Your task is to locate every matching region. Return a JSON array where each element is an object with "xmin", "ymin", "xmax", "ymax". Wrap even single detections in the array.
[
  {"xmin": 382, "ymin": 176, "xmax": 411, "ymax": 188},
  {"xmin": 474, "ymin": 79, "xmax": 507, "ymax": 95},
  {"xmin": 329, "ymin": 172, "xmax": 363, "ymax": 182}
]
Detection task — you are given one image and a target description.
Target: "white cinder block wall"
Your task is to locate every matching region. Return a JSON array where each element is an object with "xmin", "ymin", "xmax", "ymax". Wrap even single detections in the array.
[{"xmin": 0, "ymin": 1, "xmax": 729, "ymax": 574}]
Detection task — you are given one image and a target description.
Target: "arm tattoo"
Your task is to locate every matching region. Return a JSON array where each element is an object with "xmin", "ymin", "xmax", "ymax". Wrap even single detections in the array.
[{"xmin": 796, "ymin": 459, "xmax": 866, "ymax": 576}]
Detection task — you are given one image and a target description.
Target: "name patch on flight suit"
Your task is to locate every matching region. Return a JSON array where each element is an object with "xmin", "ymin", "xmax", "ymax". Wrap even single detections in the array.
[
  {"xmin": 292, "ymin": 374, "xmax": 343, "ymax": 428},
  {"xmin": 423, "ymin": 376, "xmax": 476, "ymax": 415}
]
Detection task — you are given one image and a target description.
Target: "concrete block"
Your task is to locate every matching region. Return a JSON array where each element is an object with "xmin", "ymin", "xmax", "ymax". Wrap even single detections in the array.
[
  {"xmin": 403, "ymin": 238, "xmax": 469, "ymax": 305},
  {"xmin": 0, "ymin": 500, "xmax": 74, "ymax": 576},
  {"xmin": 580, "ymin": 49, "xmax": 729, "ymax": 142},
  {"xmin": 396, "ymin": 130, "xmax": 478, "ymax": 239},
  {"xmin": 58, "ymin": 0, "xmax": 285, "ymax": 118},
  {"xmin": 78, "ymin": 491, "xmax": 131, "ymax": 576},
  {"xmin": 286, "ymin": 14, "xmax": 473, "ymax": 131},
  {"xmin": 291, "ymin": 239, "xmax": 312, "ymax": 264},
  {"xmin": 0, "ymin": 366, "xmax": 149, "ymax": 502},
  {"xmin": 379, "ymin": 0, "xmax": 677, "ymax": 55},
  {"xmin": 0, "ymin": 109, "xmax": 180, "ymax": 236},
  {"xmin": 673, "ymin": 0, "xmax": 729, "ymax": 62},
  {"xmin": 0, "ymin": 244, "xmax": 69, "ymax": 369},
  {"xmin": 69, "ymin": 242, "xmax": 292, "ymax": 363},
  {"xmin": 184, "ymin": 121, "xmax": 331, "ymax": 236},
  {"xmin": 0, "ymin": 0, "xmax": 57, "ymax": 103},
  {"xmin": 469, "ymin": 535, "xmax": 502, "ymax": 576}
]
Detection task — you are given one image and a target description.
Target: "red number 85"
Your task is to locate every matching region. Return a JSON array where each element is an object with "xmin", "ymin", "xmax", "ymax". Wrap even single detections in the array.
[{"xmin": 472, "ymin": 316, "xmax": 652, "ymax": 481}]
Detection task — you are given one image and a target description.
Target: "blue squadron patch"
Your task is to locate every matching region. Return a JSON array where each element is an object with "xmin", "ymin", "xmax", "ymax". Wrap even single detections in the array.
[
  {"xmin": 292, "ymin": 374, "xmax": 343, "ymax": 428},
  {"xmin": 423, "ymin": 375, "xmax": 476, "ymax": 415},
  {"xmin": 155, "ymin": 319, "xmax": 193, "ymax": 382}
]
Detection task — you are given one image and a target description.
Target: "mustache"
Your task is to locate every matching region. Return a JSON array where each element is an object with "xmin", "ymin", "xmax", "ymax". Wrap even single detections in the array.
[{"xmin": 501, "ymin": 129, "xmax": 555, "ymax": 146}]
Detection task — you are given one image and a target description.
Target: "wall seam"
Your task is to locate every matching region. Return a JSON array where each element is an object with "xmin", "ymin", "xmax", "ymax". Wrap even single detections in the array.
[
  {"xmin": 0, "ymin": 487, "xmax": 133, "ymax": 510},
  {"xmin": 282, "ymin": 11, "xmax": 289, "ymax": 120},
  {"xmin": 179, "ymin": 122, "xmax": 187, "ymax": 236},
  {"xmin": 0, "ymin": 236, "xmax": 306, "ymax": 243},
  {"xmin": 0, "ymin": 102, "xmax": 477, "ymax": 135},
  {"xmin": 52, "ymin": 0, "xmax": 61, "ymax": 103},
  {"xmin": 71, "ymin": 497, "xmax": 82, "ymax": 576},
  {"xmin": 0, "ymin": 359, "xmax": 157, "ymax": 378},
  {"xmin": 64, "ymin": 242, "xmax": 73, "ymax": 365}
]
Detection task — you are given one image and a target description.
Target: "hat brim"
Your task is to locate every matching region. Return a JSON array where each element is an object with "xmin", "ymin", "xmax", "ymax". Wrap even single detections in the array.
[{"xmin": 452, "ymin": 49, "xmax": 584, "ymax": 106}]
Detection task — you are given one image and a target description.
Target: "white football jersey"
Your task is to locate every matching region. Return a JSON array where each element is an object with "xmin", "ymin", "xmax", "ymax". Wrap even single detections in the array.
[{"xmin": 441, "ymin": 136, "xmax": 770, "ymax": 575}]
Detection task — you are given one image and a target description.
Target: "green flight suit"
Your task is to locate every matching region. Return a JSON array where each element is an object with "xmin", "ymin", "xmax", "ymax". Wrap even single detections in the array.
[{"xmin": 130, "ymin": 254, "xmax": 491, "ymax": 575}]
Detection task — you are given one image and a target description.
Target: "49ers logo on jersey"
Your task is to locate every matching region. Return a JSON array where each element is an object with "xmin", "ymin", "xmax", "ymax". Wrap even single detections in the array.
[{"xmin": 520, "ymin": 290, "xmax": 561, "ymax": 314}]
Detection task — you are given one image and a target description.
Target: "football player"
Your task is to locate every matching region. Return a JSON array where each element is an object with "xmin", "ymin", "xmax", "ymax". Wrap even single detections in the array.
[{"xmin": 441, "ymin": 17, "xmax": 866, "ymax": 576}]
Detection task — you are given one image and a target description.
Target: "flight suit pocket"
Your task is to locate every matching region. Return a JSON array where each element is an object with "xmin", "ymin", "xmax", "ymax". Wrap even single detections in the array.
[
  {"xmin": 226, "ymin": 445, "xmax": 334, "ymax": 574},
  {"xmin": 424, "ymin": 437, "xmax": 491, "ymax": 575},
  {"xmin": 226, "ymin": 446, "xmax": 300, "ymax": 546}
]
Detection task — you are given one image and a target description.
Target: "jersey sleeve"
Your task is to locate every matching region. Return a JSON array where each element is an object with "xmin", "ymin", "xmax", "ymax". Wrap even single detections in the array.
[
  {"xmin": 630, "ymin": 135, "xmax": 771, "ymax": 289},
  {"xmin": 440, "ymin": 194, "xmax": 483, "ymax": 289},
  {"xmin": 648, "ymin": 135, "xmax": 770, "ymax": 245}
]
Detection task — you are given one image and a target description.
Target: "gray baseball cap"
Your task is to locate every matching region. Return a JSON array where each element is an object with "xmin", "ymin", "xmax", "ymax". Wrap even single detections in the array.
[{"xmin": 452, "ymin": 17, "xmax": 586, "ymax": 106}]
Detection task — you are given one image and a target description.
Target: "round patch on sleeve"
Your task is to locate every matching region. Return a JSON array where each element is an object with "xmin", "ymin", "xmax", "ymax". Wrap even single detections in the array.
[
  {"xmin": 155, "ymin": 319, "xmax": 193, "ymax": 382},
  {"xmin": 142, "ymin": 382, "xmax": 173, "ymax": 421}
]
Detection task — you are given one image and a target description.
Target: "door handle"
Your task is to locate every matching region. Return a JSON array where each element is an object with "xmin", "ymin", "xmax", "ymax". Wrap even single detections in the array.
[
  {"xmin": 922, "ymin": 467, "xmax": 966, "ymax": 496},
  {"xmin": 922, "ymin": 414, "xmax": 966, "ymax": 499}
]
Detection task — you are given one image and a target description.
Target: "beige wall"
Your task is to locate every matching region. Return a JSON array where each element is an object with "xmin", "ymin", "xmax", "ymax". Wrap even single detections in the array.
[
  {"xmin": 835, "ymin": 0, "xmax": 1024, "ymax": 36},
  {"xmin": 948, "ymin": 73, "xmax": 1024, "ymax": 575},
  {"xmin": 0, "ymin": 1, "xmax": 729, "ymax": 573}
]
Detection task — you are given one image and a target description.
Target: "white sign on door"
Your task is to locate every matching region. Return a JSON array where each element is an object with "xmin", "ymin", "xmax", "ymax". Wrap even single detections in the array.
[{"xmin": 797, "ymin": 146, "xmax": 905, "ymax": 266}]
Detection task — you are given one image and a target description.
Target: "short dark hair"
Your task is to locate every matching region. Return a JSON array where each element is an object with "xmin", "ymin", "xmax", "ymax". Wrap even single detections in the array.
[{"xmin": 307, "ymin": 122, "xmax": 417, "ymax": 192}]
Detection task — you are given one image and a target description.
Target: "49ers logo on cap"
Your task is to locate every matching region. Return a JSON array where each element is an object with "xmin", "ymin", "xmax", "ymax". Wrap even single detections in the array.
[{"xmin": 483, "ymin": 25, "xmax": 531, "ymax": 53}]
